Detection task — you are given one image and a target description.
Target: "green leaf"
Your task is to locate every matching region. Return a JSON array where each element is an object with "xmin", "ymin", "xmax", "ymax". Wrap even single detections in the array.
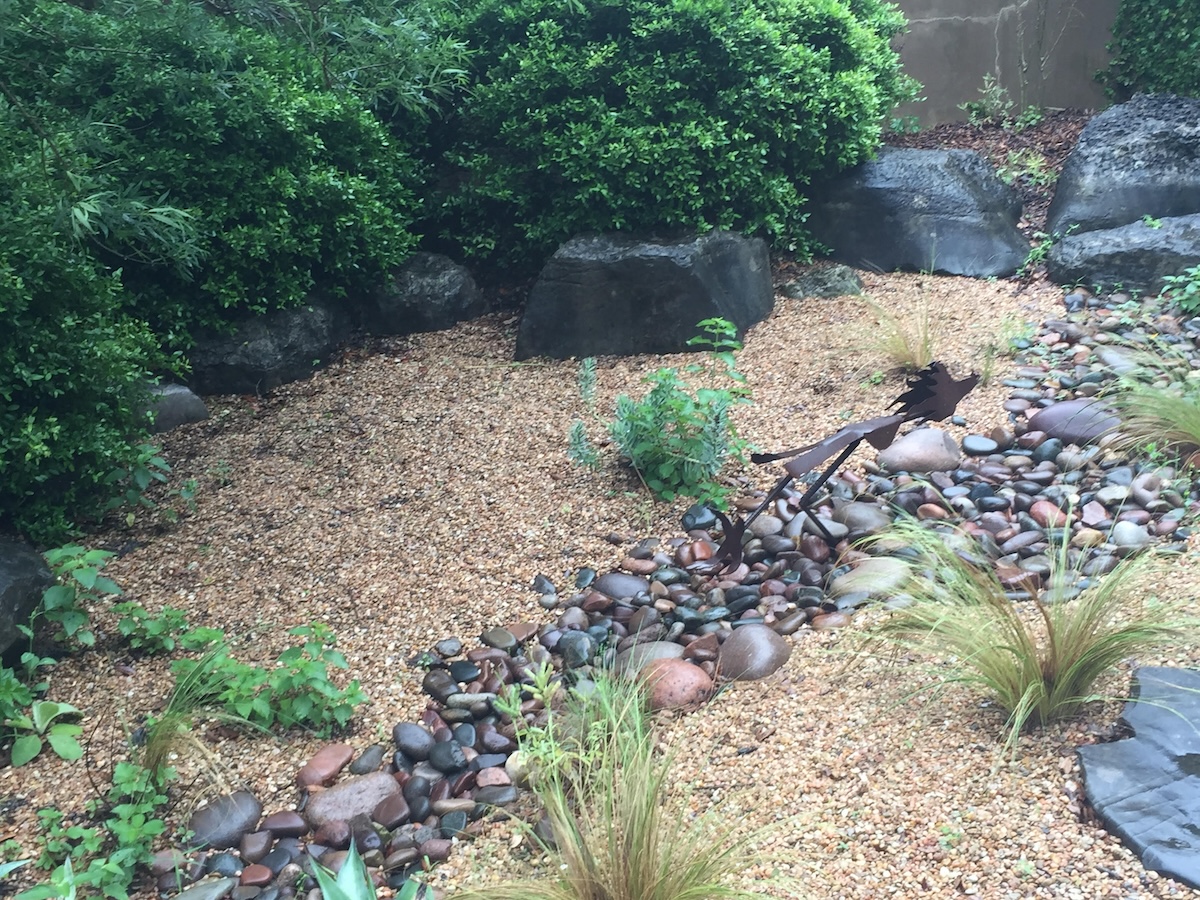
[
  {"xmin": 11, "ymin": 734, "xmax": 43, "ymax": 767},
  {"xmin": 31, "ymin": 700, "xmax": 80, "ymax": 732},
  {"xmin": 47, "ymin": 730, "xmax": 83, "ymax": 761}
]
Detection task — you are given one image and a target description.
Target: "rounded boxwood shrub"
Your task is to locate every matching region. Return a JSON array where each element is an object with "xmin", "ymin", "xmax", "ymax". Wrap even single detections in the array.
[
  {"xmin": 1102, "ymin": 0, "xmax": 1200, "ymax": 99},
  {"xmin": 429, "ymin": 0, "xmax": 915, "ymax": 270}
]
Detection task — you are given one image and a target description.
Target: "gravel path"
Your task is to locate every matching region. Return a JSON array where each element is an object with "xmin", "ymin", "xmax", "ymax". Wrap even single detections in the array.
[{"xmin": 4, "ymin": 264, "xmax": 1200, "ymax": 898}]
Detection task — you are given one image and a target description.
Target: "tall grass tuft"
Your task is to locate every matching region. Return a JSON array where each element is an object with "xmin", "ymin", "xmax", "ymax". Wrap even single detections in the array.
[
  {"xmin": 457, "ymin": 668, "xmax": 789, "ymax": 900},
  {"xmin": 857, "ymin": 518, "xmax": 1193, "ymax": 750},
  {"xmin": 1103, "ymin": 350, "xmax": 1200, "ymax": 467},
  {"xmin": 860, "ymin": 296, "xmax": 939, "ymax": 373}
]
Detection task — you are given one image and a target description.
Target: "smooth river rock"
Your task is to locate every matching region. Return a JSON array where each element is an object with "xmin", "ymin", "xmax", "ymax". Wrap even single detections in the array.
[
  {"xmin": 877, "ymin": 427, "xmax": 962, "ymax": 473},
  {"xmin": 640, "ymin": 658, "xmax": 714, "ymax": 711},
  {"xmin": 717, "ymin": 624, "xmax": 792, "ymax": 681}
]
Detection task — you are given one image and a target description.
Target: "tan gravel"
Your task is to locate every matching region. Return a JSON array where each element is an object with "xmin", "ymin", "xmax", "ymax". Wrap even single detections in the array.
[{"xmin": 4, "ymin": 268, "xmax": 1200, "ymax": 899}]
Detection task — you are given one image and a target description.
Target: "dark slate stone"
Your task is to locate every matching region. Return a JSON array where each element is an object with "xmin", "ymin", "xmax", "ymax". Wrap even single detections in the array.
[
  {"xmin": 362, "ymin": 253, "xmax": 485, "ymax": 336},
  {"xmin": 144, "ymin": 383, "xmax": 209, "ymax": 433},
  {"xmin": 188, "ymin": 791, "xmax": 263, "ymax": 850},
  {"xmin": 1047, "ymin": 94, "xmax": 1200, "ymax": 237},
  {"xmin": 806, "ymin": 148, "xmax": 1028, "ymax": 278},
  {"xmin": 514, "ymin": 230, "xmax": 774, "ymax": 360},
  {"xmin": 393, "ymin": 723, "xmax": 435, "ymax": 761},
  {"xmin": 187, "ymin": 298, "xmax": 351, "ymax": 395},
  {"xmin": 1078, "ymin": 667, "xmax": 1200, "ymax": 889},
  {"xmin": 0, "ymin": 537, "xmax": 53, "ymax": 657},
  {"xmin": 1046, "ymin": 214, "xmax": 1200, "ymax": 295},
  {"xmin": 779, "ymin": 263, "xmax": 864, "ymax": 299}
]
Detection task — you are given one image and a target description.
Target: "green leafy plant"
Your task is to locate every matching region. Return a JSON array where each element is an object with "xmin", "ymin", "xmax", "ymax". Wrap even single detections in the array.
[
  {"xmin": 1159, "ymin": 265, "xmax": 1200, "ymax": 315},
  {"xmin": 1102, "ymin": 0, "xmax": 1200, "ymax": 99},
  {"xmin": 997, "ymin": 149, "xmax": 1054, "ymax": 188},
  {"xmin": 567, "ymin": 420, "xmax": 602, "ymax": 470},
  {"xmin": 1142, "ymin": 214, "xmax": 1163, "ymax": 229},
  {"xmin": 887, "ymin": 114, "xmax": 922, "ymax": 134},
  {"xmin": 112, "ymin": 603, "xmax": 223, "ymax": 654},
  {"xmin": 608, "ymin": 318, "xmax": 750, "ymax": 506},
  {"xmin": 958, "ymin": 74, "xmax": 1014, "ymax": 125},
  {"xmin": 169, "ymin": 623, "xmax": 366, "ymax": 736},
  {"xmin": 1012, "ymin": 106, "xmax": 1044, "ymax": 131},
  {"xmin": 7, "ymin": 701, "xmax": 84, "ymax": 767},
  {"xmin": 463, "ymin": 669, "xmax": 789, "ymax": 900},
  {"xmin": 36, "ymin": 545, "xmax": 122, "ymax": 649},
  {"xmin": 28, "ymin": 761, "xmax": 172, "ymax": 900},
  {"xmin": 857, "ymin": 518, "xmax": 1194, "ymax": 751},
  {"xmin": 430, "ymin": 0, "xmax": 916, "ymax": 269}
]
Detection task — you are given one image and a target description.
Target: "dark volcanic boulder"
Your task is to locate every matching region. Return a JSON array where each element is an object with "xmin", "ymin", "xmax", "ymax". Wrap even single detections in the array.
[
  {"xmin": 1078, "ymin": 667, "xmax": 1200, "ymax": 890},
  {"xmin": 0, "ymin": 538, "xmax": 53, "ymax": 657},
  {"xmin": 806, "ymin": 148, "xmax": 1028, "ymax": 278},
  {"xmin": 1046, "ymin": 214, "xmax": 1200, "ymax": 294},
  {"xmin": 1047, "ymin": 94, "xmax": 1200, "ymax": 237},
  {"xmin": 188, "ymin": 298, "xmax": 352, "ymax": 396},
  {"xmin": 514, "ymin": 231, "xmax": 773, "ymax": 360},
  {"xmin": 363, "ymin": 252, "xmax": 485, "ymax": 336}
]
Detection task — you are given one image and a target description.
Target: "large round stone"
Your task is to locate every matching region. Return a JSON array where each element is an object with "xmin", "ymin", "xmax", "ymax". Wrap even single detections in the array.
[
  {"xmin": 828, "ymin": 557, "xmax": 912, "ymax": 599},
  {"xmin": 640, "ymin": 658, "xmax": 714, "ymax": 711},
  {"xmin": 187, "ymin": 790, "xmax": 262, "ymax": 850},
  {"xmin": 614, "ymin": 640, "xmax": 685, "ymax": 676},
  {"xmin": 716, "ymin": 624, "xmax": 791, "ymax": 681},
  {"xmin": 877, "ymin": 427, "xmax": 962, "ymax": 473},
  {"xmin": 1028, "ymin": 398, "xmax": 1119, "ymax": 445},
  {"xmin": 593, "ymin": 572, "xmax": 651, "ymax": 600}
]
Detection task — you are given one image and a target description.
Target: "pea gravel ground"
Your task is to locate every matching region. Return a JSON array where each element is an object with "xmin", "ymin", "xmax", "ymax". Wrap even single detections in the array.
[{"xmin": 3, "ymin": 265, "xmax": 1200, "ymax": 899}]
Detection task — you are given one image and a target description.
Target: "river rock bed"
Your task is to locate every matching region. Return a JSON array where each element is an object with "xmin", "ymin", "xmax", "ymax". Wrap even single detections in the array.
[{"xmin": 146, "ymin": 287, "xmax": 1200, "ymax": 900}]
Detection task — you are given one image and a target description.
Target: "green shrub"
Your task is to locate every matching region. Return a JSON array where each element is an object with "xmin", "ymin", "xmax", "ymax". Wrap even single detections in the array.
[
  {"xmin": 0, "ymin": 108, "xmax": 163, "ymax": 542},
  {"xmin": 169, "ymin": 623, "xmax": 366, "ymax": 736},
  {"xmin": 608, "ymin": 318, "xmax": 750, "ymax": 506},
  {"xmin": 2, "ymin": 0, "xmax": 421, "ymax": 347},
  {"xmin": 1102, "ymin": 0, "xmax": 1200, "ymax": 98},
  {"xmin": 430, "ymin": 0, "xmax": 916, "ymax": 269}
]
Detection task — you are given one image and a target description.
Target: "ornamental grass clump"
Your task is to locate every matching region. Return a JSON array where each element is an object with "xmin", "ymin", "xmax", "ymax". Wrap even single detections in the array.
[
  {"xmin": 460, "ymin": 667, "xmax": 789, "ymax": 900},
  {"xmin": 1103, "ymin": 347, "xmax": 1200, "ymax": 469},
  {"xmin": 859, "ymin": 518, "xmax": 1193, "ymax": 750}
]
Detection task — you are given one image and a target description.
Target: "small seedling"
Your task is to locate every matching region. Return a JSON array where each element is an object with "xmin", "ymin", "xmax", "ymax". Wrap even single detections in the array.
[{"xmin": 7, "ymin": 701, "xmax": 84, "ymax": 766}]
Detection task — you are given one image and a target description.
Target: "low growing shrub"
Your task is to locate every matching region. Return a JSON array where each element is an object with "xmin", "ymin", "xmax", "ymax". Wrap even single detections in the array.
[
  {"xmin": 607, "ymin": 318, "xmax": 751, "ymax": 506},
  {"xmin": 430, "ymin": 0, "xmax": 916, "ymax": 269}
]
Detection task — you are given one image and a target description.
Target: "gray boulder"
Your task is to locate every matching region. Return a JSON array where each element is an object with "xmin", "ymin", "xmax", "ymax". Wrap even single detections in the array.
[
  {"xmin": 144, "ymin": 383, "xmax": 209, "ymax": 433},
  {"xmin": 806, "ymin": 148, "xmax": 1028, "ymax": 278},
  {"xmin": 1046, "ymin": 94, "xmax": 1200, "ymax": 237},
  {"xmin": 780, "ymin": 264, "xmax": 863, "ymax": 300},
  {"xmin": 1046, "ymin": 214, "xmax": 1200, "ymax": 295},
  {"xmin": 0, "ymin": 538, "xmax": 53, "ymax": 657},
  {"xmin": 876, "ymin": 427, "xmax": 962, "ymax": 473},
  {"xmin": 514, "ymin": 231, "xmax": 774, "ymax": 360},
  {"xmin": 363, "ymin": 252, "xmax": 485, "ymax": 336},
  {"xmin": 187, "ymin": 298, "xmax": 352, "ymax": 396},
  {"xmin": 1078, "ymin": 667, "xmax": 1200, "ymax": 889}
]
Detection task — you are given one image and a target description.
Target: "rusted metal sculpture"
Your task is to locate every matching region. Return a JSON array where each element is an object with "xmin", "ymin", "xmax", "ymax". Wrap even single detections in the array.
[{"xmin": 698, "ymin": 361, "xmax": 979, "ymax": 574}]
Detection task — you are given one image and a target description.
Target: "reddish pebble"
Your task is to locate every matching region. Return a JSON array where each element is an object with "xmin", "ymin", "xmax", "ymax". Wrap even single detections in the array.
[
  {"xmin": 259, "ymin": 810, "xmax": 308, "ymax": 837},
  {"xmin": 916, "ymin": 503, "xmax": 949, "ymax": 520},
  {"xmin": 474, "ymin": 767, "xmax": 512, "ymax": 788},
  {"xmin": 810, "ymin": 611, "xmax": 852, "ymax": 630},
  {"xmin": 240, "ymin": 864, "xmax": 273, "ymax": 887},
  {"xmin": 1030, "ymin": 499, "xmax": 1068, "ymax": 528},
  {"xmin": 297, "ymin": 743, "xmax": 354, "ymax": 788}
]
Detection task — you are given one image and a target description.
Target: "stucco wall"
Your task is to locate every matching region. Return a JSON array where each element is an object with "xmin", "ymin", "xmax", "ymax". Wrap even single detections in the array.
[{"xmin": 891, "ymin": 0, "xmax": 1119, "ymax": 125}]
